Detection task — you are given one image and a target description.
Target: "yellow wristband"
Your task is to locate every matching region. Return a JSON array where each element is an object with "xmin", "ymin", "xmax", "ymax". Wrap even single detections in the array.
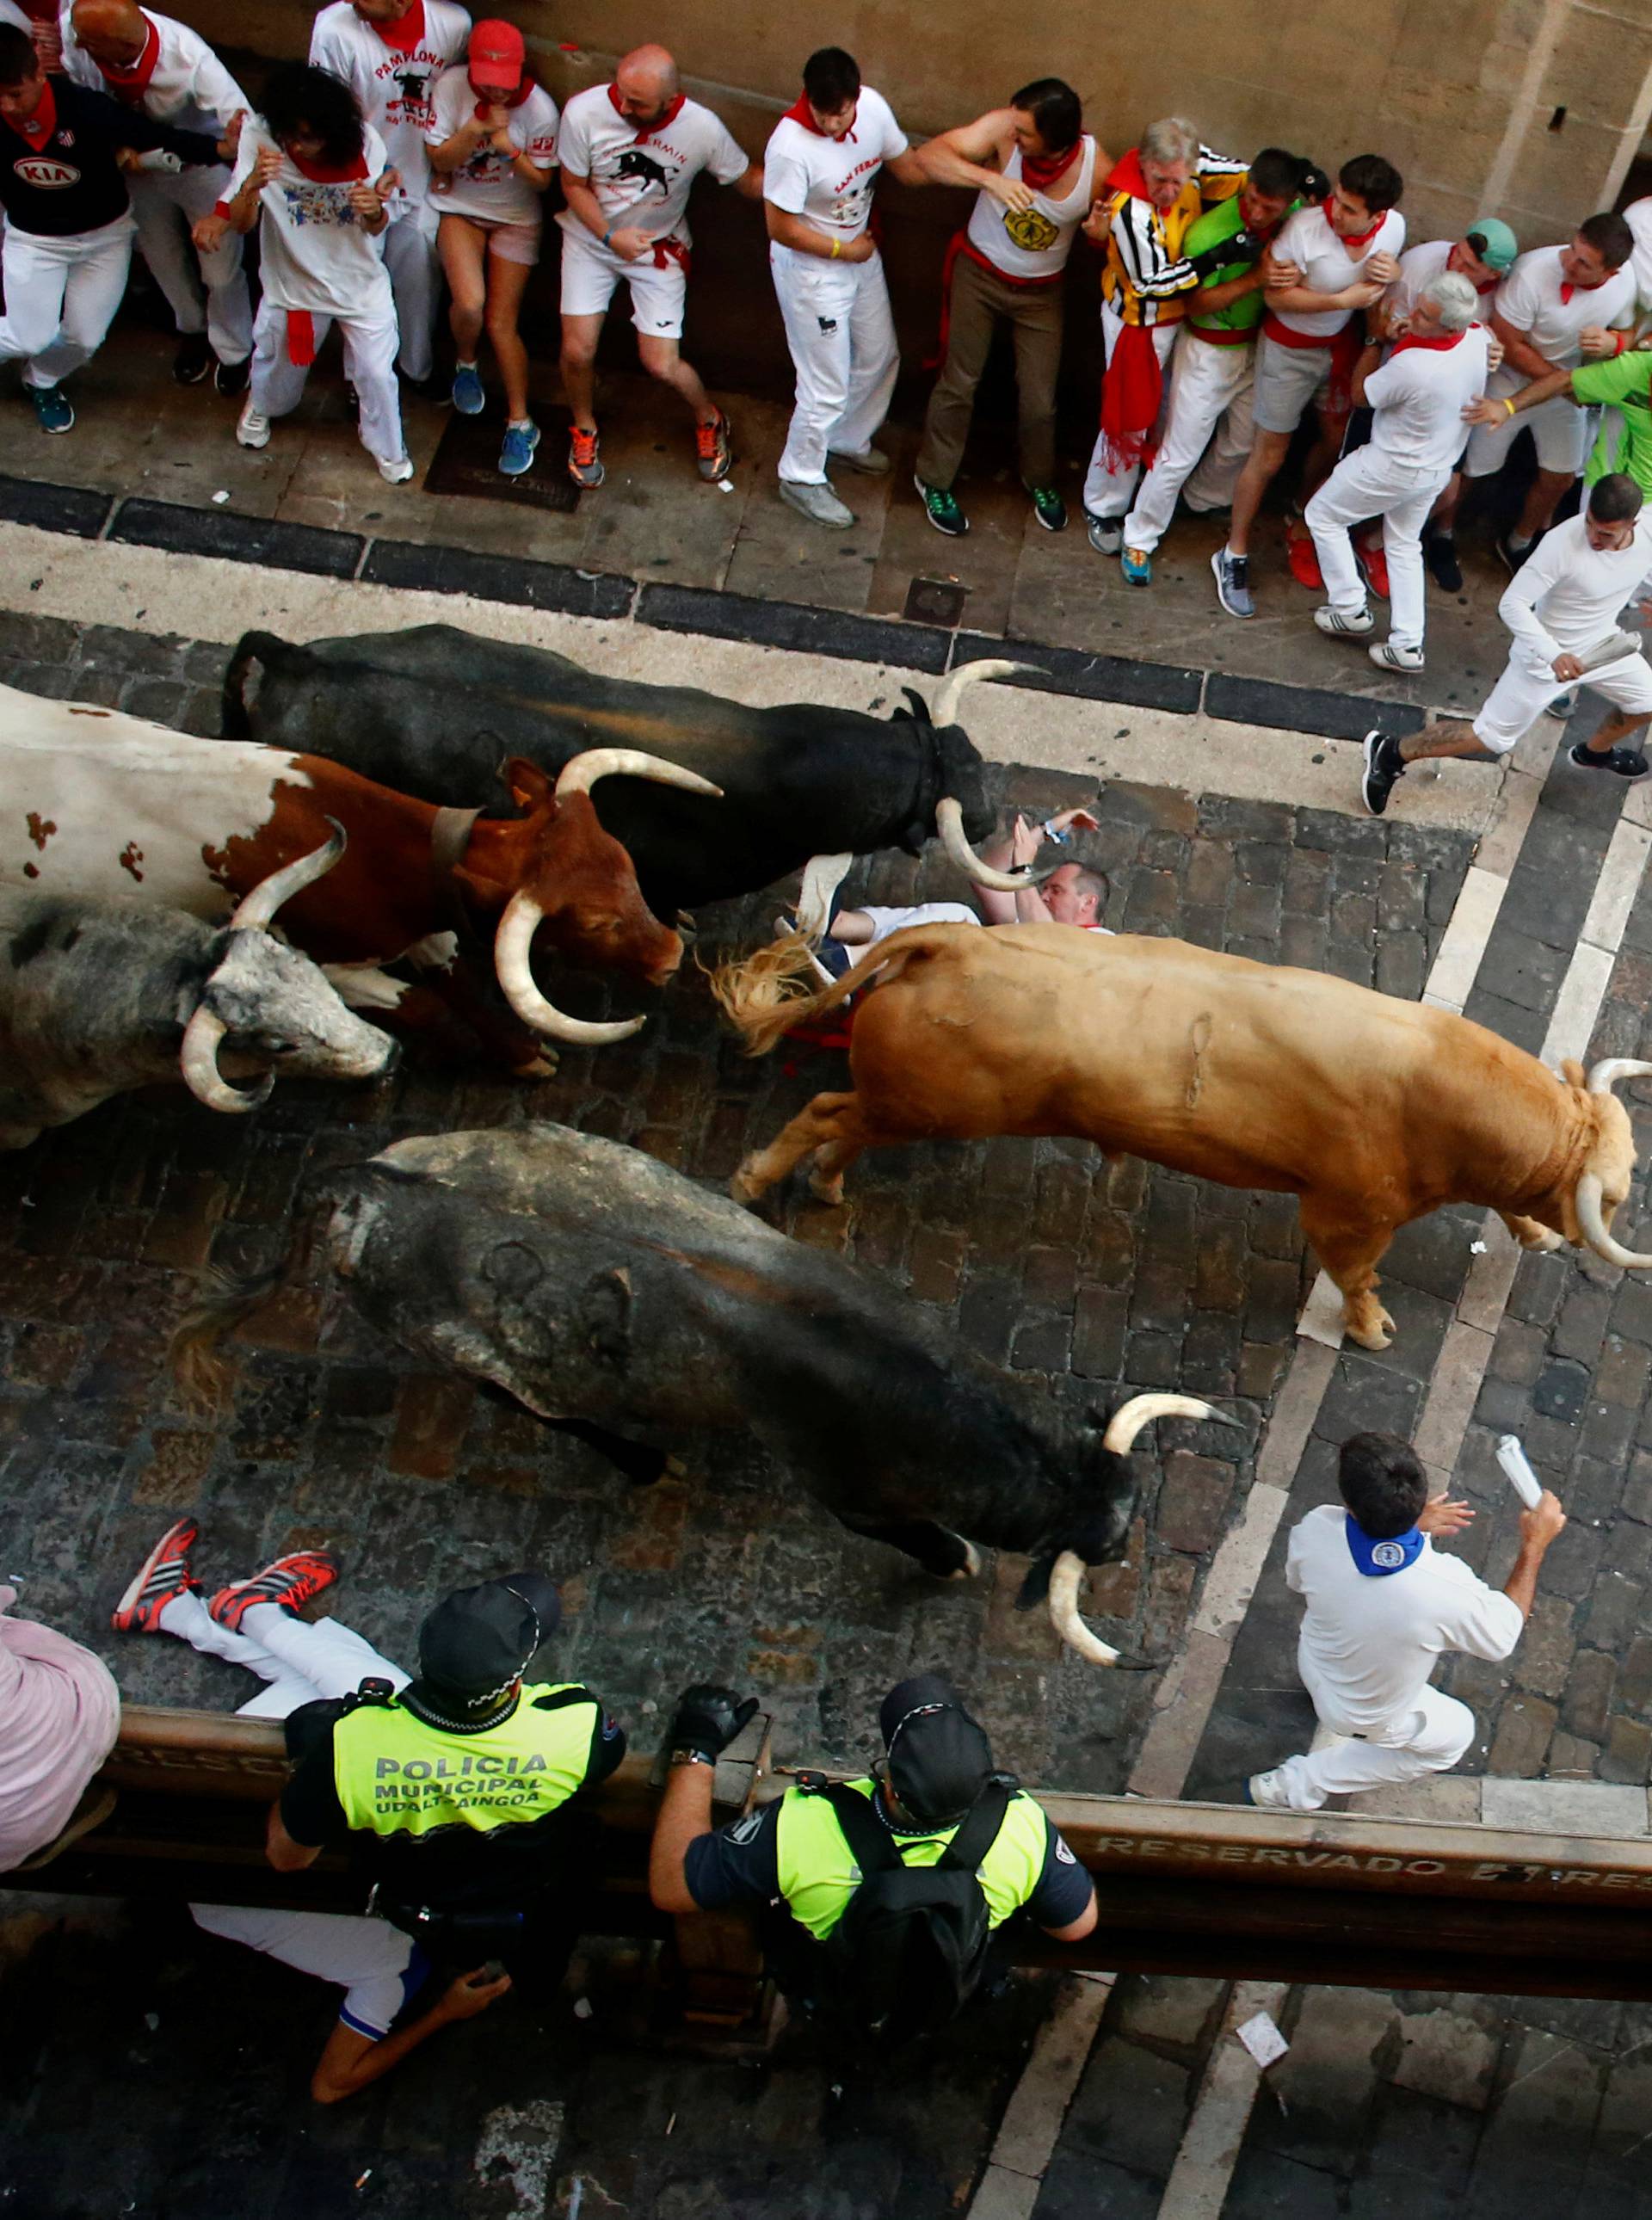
[
  {"xmin": 830, "ymin": 236, "xmax": 841, "ymax": 258},
  {"xmin": 1504, "ymin": 397, "xmax": 1516, "ymax": 416}
]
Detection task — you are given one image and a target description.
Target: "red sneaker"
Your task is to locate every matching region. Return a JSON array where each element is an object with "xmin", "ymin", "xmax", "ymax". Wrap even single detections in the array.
[
  {"xmin": 112, "ymin": 1518, "xmax": 200, "ymax": 1633},
  {"xmin": 1355, "ymin": 539, "xmax": 1390, "ymax": 601},
  {"xmin": 568, "ymin": 425, "xmax": 605, "ymax": 490},
  {"xmin": 1286, "ymin": 532, "xmax": 1323, "ymax": 590},
  {"xmin": 695, "ymin": 406, "xmax": 732, "ymax": 481},
  {"xmin": 209, "ymin": 1551, "xmax": 339, "ymax": 1631}
]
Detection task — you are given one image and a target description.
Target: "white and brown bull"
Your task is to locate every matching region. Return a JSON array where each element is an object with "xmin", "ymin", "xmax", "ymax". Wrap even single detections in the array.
[
  {"xmin": 0, "ymin": 685, "xmax": 719, "ymax": 1074},
  {"xmin": 712, "ymin": 925, "xmax": 1652, "ymax": 1350}
]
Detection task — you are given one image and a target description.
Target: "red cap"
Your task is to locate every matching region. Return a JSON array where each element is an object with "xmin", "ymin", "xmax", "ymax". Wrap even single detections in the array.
[{"xmin": 468, "ymin": 17, "xmax": 524, "ymax": 91}]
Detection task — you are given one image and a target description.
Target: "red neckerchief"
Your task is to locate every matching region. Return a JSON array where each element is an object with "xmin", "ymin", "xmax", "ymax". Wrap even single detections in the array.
[
  {"xmin": 1324, "ymin": 195, "xmax": 1383, "ymax": 253},
  {"xmin": 10, "ymin": 75, "xmax": 56, "ymax": 148},
  {"xmin": 373, "ymin": 0, "xmax": 425, "ymax": 55},
  {"xmin": 1105, "ymin": 146, "xmax": 1154, "ymax": 203},
  {"xmin": 473, "ymin": 79, "xmax": 532, "ymax": 116},
  {"xmin": 1020, "ymin": 139, "xmax": 1081, "ymax": 193},
  {"xmin": 781, "ymin": 89, "xmax": 854, "ymax": 142},
  {"xmin": 94, "ymin": 10, "xmax": 162, "ymax": 102},
  {"xmin": 1390, "ymin": 324, "xmax": 1476, "ymax": 355},
  {"xmin": 287, "ymin": 144, "xmax": 370, "ymax": 184},
  {"xmin": 606, "ymin": 83, "xmax": 685, "ymax": 141}
]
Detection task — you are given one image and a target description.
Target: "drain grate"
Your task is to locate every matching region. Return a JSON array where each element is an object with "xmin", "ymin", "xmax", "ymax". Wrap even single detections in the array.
[
  {"xmin": 903, "ymin": 575, "xmax": 969, "ymax": 627},
  {"xmin": 422, "ymin": 404, "xmax": 581, "ymax": 514}
]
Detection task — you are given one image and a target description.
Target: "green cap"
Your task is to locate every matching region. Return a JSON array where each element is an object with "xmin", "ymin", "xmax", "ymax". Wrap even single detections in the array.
[{"xmin": 1464, "ymin": 217, "xmax": 1518, "ymax": 273}]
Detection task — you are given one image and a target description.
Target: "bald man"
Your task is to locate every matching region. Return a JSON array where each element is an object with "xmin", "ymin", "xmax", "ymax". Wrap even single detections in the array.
[
  {"xmin": 61, "ymin": 0, "xmax": 251, "ymax": 390},
  {"xmin": 555, "ymin": 43, "xmax": 761, "ymax": 490}
]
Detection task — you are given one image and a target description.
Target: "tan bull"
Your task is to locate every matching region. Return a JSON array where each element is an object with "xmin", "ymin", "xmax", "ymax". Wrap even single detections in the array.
[{"xmin": 712, "ymin": 926, "xmax": 1652, "ymax": 1350}]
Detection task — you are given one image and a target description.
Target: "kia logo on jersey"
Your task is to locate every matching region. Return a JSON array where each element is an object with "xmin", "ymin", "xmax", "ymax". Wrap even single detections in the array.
[{"xmin": 14, "ymin": 157, "xmax": 80, "ymax": 187}]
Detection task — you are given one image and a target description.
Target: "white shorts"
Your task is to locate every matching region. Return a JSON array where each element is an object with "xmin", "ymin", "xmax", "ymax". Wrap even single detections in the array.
[
  {"xmin": 1251, "ymin": 330, "xmax": 1334, "ymax": 435},
  {"xmin": 559, "ymin": 220, "xmax": 686, "ymax": 338},
  {"xmin": 1465, "ymin": 389, "xmax": 1592, "ymax": 478},
  {"xmin": 1474, "ymin": 644, "xmax": 1652, "ymax": 753}
]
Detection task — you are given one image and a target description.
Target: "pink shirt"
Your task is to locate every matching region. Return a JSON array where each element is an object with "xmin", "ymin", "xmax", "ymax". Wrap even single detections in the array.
[{"xmin": 0, "ymin": 1586, "xmax": 120, "ymax": 1872}]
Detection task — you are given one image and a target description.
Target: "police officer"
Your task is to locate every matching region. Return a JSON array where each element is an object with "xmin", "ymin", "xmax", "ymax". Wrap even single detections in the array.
[
  {"xmin": 650, "ymin": 1672, "xmax": 1096, "ymax": 2026},
  {"xmin": 268, "ymin": 1571, "xmax": 625, "ymax": 1986}
]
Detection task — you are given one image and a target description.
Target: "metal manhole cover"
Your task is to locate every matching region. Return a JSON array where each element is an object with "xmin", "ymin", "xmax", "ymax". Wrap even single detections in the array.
[
  {"xmin": 903, "ymin": 576, "xmax": 969, "ymax": 627},
  {"xmin": 423, "ymin": 404, "xmax": 580, "ymax": 514}
]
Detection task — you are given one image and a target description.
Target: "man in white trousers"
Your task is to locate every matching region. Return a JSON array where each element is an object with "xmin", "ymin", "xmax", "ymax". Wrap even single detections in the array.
[
  {"xmin": 1304, "ymin": 268, "xmax": 1489, "ymax": 672},
  {"xmin": 309, "ymin": 0, "xmax": 471, "ymax": 387},
  {"xmin": 61, "ymin": 0, "xmax": 253, "ymax": 393},
  {"xmin": 763, "ymin": 44, "xmax": 933, "ymax": 528},
  {"xmin": 1248, "ymin": 1433, "xmax": 1565, "ymax": 1812},
  {"xmin": 114, "ymin": 1519, "xmax": 513, "ymax": 2104}
]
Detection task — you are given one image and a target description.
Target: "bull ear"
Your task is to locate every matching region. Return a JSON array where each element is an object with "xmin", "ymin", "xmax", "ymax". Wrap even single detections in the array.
[{"xmin": 503, "ymin": 755, "xmax": 552, "ymax": 812}]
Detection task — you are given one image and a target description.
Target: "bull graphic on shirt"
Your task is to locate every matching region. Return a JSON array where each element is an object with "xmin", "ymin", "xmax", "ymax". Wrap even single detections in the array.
[
  {"xmin": 613, "ymin": 146, "xmax": 672, "ymax": 197},
  {"xmin": 391, "ymin": 67, "xmax": 432, "ymax": 118}
]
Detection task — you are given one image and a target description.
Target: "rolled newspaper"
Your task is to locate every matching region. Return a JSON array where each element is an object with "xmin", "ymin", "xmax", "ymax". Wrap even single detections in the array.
[
  {"xmin": 1495, "ymin": 1434, "xmax": 1544, "ymax": 1509},
  {"xmin": 1573, "ymin": 628, "xmax": 1643, "ymax": 675}
]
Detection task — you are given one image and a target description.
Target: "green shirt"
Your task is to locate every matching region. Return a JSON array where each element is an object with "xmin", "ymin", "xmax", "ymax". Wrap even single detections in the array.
[{"xmin": 1572, "ymin": 350, "xmax": 1652, "ymax": 492}]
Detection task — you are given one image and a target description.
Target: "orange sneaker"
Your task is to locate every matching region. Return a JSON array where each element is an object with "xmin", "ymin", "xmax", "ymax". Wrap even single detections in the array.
[
  {"xmin": 568, "ymin": 425, "xmax": 604, "ymax": 490},
  {"xmin": 695, "ymin": 407, "xmax": 732, "ymax": 481},
  {"xmin": 112, "ymin": 1518, "xmax": 200, "ymax": 1633},
  {"xmin": 209, "ymin": 1551, "xmax": 339, "ymax": 1631},
  {"xmin": 1285, "ymin": 532, "xmax": 1323, "ymax": 590}
]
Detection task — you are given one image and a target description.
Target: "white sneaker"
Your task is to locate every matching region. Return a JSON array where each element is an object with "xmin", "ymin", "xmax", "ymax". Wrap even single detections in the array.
[
  {"xmin": 1245, "ymin": 1767, "xmax": 1294, "ymax": 1809},
  {"xmin": 1369, "ymin": 640, "xmax": 1425, "ymax": 672},
  {"xmin": 1313, "ymin": 601, "xmax": 1374, "ymax": 638},
  {"xmin": 236, "ymin": 403, "xmax": 270, "ymax": 450},
  {"xmin": 779, "ymin": 477, "xmax": 854, "ymax": 529},
  {"xmin": 829, "ymin": 444, "xmax": 891, "ymax": 475},
  {"xmin": 377, "ymin": 453, "xmax": 415, "ymax": 485}
]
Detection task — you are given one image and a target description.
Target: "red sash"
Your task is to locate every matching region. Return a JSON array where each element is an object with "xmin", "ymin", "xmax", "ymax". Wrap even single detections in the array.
[
  {"xmin": 927, "ymin": 227, "xmax": 1063, "ymax": 369},
  {"xmin": 96, "ymin": 12, "xmax": 162, "ymax": 104},
  {"xmin": 282, "ymin": 146, "xmax": 370, "ymax": 365},
  {"xmin": 1094, "ymin": 149, "xmax": 1168, "ymax": 472},
  {"xmin": 1261, "ymin": 309, "xmax": 1365, "ymax": 416}
]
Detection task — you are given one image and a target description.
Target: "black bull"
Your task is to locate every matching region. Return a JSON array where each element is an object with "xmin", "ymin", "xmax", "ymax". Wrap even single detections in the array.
[
  {"xmin": 222, "ymin": 624, "xmax": 1012, "ymax": 915},
  {"xmin": 176, "ymin": 1125, "xmax": 1236, "ymax": 1667}
]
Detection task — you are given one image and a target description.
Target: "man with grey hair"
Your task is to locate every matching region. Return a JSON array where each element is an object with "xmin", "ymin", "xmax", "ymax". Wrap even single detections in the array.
[
  {"xmin": 1082, "ymin": 114, "xmax": 1247, "ymax": 549},
  {"xmin": 1304, "ymin": 268, "xmax": 1489, "ymax": 671}
]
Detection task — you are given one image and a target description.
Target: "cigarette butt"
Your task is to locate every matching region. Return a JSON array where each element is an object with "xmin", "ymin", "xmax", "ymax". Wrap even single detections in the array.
[{"xmin": 354, "ymin": 2171, "xmax": 373, "ymax": 2191}]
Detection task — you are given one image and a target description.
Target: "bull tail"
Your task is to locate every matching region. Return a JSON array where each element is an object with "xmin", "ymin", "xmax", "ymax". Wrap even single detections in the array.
[
  {"xmin": 170, "ymin": 1212, "xmax": 317, "ymax": 1410},
  {"xmin": 707, "ymin": 926, "xmax": 952, "ymax": 1058},
  {"xmin": 220, "ymin": 630, "xmax": 294, "ymax": 739}
]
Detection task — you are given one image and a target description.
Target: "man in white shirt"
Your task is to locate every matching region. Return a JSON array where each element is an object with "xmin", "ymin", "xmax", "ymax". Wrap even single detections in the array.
[
  {"xmin": 1464, "ymin": 212, "xmax": 1637, "ymax": 570},
  {"xmin": 1361, "ymin": 472, "xmax": 1652, "ymax": 812},
  {"xmin": 763, "ymin": 44, "xmax": 933, "ymax": 529},
  {"xmin": 60, "ymin": 0, "xmax": 252, "ymax": 392},
  {"xmin": 1212, "ymin": 154, "xmax": 1404, "ymax": 620},
  {"xmin": 1248, "ymin": 1432, "xmax": 1565, "ymax": 1811},
  {"xmin": 556, "ymin": 43, "xmax": 758, "ymax": 493},
  {"xmin": 309, "ymin": 0, "xmax": 471, "ymax": 386},
  {"xmin": 1304, "ymin": 270, "xmax": 1489, "ymax": 671}
]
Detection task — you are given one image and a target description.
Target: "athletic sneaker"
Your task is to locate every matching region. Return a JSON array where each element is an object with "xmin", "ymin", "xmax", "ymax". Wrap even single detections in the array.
[
  {"xmin": 214, "ymin": 355, "xmax": 250, "ymax": 399},
  {"xmin": 1570, "ymin": 742, "xmax": 1649, "ymax": 780},
  {"xmin": 1314, "ymin": 602, "xmax": 1375, "ymax": 638},
  {"xmin": 1424, "ymin": 530, "xmax": 1463, "ymax": 592},
  {"xmin": 779, "ymin": 478, "xmax": 854, "ymax": 529},
  {"xmin": 209, "ymin": 1551, "xmax": 341, "ymax": 1632},
  {"xmin": 27, "ymin": 384, "xmax": 73, "ymax": 435},
  {"xmin": 1121, "ymin": 546, "xmax": 1152, "ymax": 586},
  {"xmin": 1244, "ymin": 1769, "xmax": 1292, "ymax": 1810},
  {"xmin": 1369, "ymin": 640, "xmax": 1425, "ymax": 672},
  {"xmin": 174, "ymin": 331, "xmax": 213, "ymax": 386},
  {"xmin": 1211, "ymin": 547, "xmax": 1254, "ymax": 618},
  {"xmin": 569, "ymin": 425, "xmax": 605, "ymax": 489},
  {"xmin": 236, "ymin": 401, "xmax": 270, "ymax": 449},
  {"xmin": 696, "ymin": 406, "xmax": 733, "ymax": 481},
  {"xmin": 377, "ymin": 453, "xmax": 416, "ymax": 484},
  {"xmin": 915, "ymin": 475, "xmax": 968, "ymax": 537},
  {"xmin": 1086, "ymin": 512, "xmax": 1123, "ymax": 556},
  {"xmin": 111, "ymin": 1518, "xmax": 200, "ymax": 1634},
  {"xmin": 1354, "ymin": 540, "xmax": 1390, "ymax": 601},
  {"xmin": 451, "ymin": 361, "xmax": 485, "ymax": 416},
  {"xmin": 1543, "ymin": 690, "xmax": 1578, "ymax": 721},
  {"xmin": 829, "ymin": 443, "xmax": 891, "ymax": 475},
  {"xmin": 499, "ymin": 419, "xmax": 539, "ymax": 478},
  {"xmin": 1361, "ymin": 728, "xmax": 1408, "ymax": 817},
  {"xmin": 1026, "ymin": 484, "xmax": 1067, "ymax": 533},
  {"xmin": 1496, "ymin": 528, "xmax": 1535, "ymax": 574},
  {"xmin": 1285, "ymin": 533, "xmax": 1323, "ymax": 590}
]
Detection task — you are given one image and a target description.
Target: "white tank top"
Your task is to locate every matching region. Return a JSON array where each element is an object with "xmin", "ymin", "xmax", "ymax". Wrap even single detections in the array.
[{"xmin": 964, "ymin": 136, "xmax": 1097, "ymax": 281}]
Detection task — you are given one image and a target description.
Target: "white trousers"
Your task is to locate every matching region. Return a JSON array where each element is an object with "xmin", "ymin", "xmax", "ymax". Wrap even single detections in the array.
[
  {"xmin": 158, "ymin": 1588, "xmax": 408, "ymax": 1719},
  {"xmin": 771, "ymin": 242, "xmax": 898, "ymax": 484},
  {"xmin": 128, "ymin": 165, "xmax": 252, "ymax": 365},
  {"xmin": 1123, "ymin": 335, "xmax": 1255, "ymax": 552},
  {"xmin": 381, "ymin": 201, "xmax": 440, "ymax": 381},
  {"xmin": 250, "ymin": 296, "xmax": 405, "ymax": 463},
  {"xmin": 1473, "ymin": 642, "xmax": 1652, "ymax": 754},
  {"xmin": 851, "ymin": 901, "xmax": 979, "ymax": 947},
  {"xmin": 1304, "ymin": 446, "xmax": 1447, "ymax": 653},
  {"xmin": 1083, "ymin": 306, "xmax": 1179, "ymax": 519},
  {"xmin": 1267, "ymin": 1656, "xmax": 1476, "ymax": 1810},
  {"xmin": 0, "ymin": 214, "xmax": 133, "ymax": 387}
]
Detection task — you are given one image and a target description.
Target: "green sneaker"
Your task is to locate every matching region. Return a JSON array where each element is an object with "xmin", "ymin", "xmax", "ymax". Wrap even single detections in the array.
[
  {"xmin": 1027, "ymin": 484, "xmax": 1068, "ymax": 533},
  {"xmin": 914, "ymin": 474, "xmax": 969, "ymax": 538}
]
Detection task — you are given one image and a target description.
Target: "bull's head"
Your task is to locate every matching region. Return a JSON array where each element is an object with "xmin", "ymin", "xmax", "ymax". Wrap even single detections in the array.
[
  {"xmin": 918, "ymin": 660, "xmax": 1057, "ymax": 895},
  {"xmin": 490, "ymin": 749, "xmax": 721, "ymax": 1045},
  {"xmin": 1571, "ymin": 1058, "xmax": 1652, "ymax": 1267},
  {"xmin": 181, "ymin": 823, "xmax": 394, "ymax": 1110}
]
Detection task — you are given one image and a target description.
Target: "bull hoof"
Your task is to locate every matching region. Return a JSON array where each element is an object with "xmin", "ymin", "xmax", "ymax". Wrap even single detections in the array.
[
  {"xmin": 511, "ymin": 1052, "xmax": 558, "ymax": 1080},
  {"xmin": 729, "ymin": 1162, "xmax": 766, "ymax": 1206},
  {"xmin": 944, "ymin": 1540, "xmax": 983, "ymax": 1582},
  {"xmin": 1345, "ymin": 1305, "xmax": 1395, "ymax": 1351},
  {"xmin": 1525, "ymin": 1228, "xmax": 1565, "ymax": 1254},
  {"xmin": 807, "ymin": 1170, "xmax": 846, "ymax": 1207}
]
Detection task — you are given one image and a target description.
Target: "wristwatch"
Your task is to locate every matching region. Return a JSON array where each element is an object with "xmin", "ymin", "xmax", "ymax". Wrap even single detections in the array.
[{"xmin": 669, "ymin": 1748, "xmax": 715, "ymax": 1769}]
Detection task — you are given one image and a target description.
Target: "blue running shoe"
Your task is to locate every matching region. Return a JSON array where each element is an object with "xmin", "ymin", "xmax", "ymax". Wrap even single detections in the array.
[
  {"xmin": 500, "ymin": 419, "xmax": 539, "ymax": 478},
  {"xmin": 451, "ymin": 362, "xmax": 484, "ymax": 416}
]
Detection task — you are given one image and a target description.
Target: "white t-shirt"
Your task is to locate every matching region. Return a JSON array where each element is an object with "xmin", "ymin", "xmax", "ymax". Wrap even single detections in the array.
[
  {"xmin": 308, "ymin": 0, "xmax": 471, "ymax": 207},
  {"xmin": 225, "ymin": 119, "xmax": 396, "ymax": 319},
  {"xmin": 1487, "ymin": 244, "xmax": 1637, "ymax": 397},
  {"xmin": 1287, "ymin": 1504, "xmax": 1522, "ymax": 1730},
  {"xmin": 762, "ymin": 85, "xmax": 908, "ymax": 244},
  {"xmin": 1269, "ymin": 201, "xmax": 1407, "ymax": 341},
  {"xmin": 425, "ymin": 64, "xmax": 557, "ymax": 225},
  {"xmin": 191, "ymin": 1904, "xmax": 428, "ymax": 2038},
  {"xmin": 60, "ymin": 5, "xmax": 247, "ymax": 143},
  {"xmin": 555, "ymin": 83, "xmax": 746, "ymax": 250},
  {"xmin": 1364, "ymin": 326, "xmax": 1490, "ymax": 472},
  {"xmin": 0, "ymin": 1, "xmax": 30, "ymax": 35},
  {"xmin": 1499, "ymin": 509, "xmax": 1652, "ymax": 665}
]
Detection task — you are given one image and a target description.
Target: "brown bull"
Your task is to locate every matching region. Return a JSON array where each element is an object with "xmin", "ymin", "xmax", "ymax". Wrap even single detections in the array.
[{"xmin": 712, "ymin": 926, "xmax": 1652, "ymax": 1350}]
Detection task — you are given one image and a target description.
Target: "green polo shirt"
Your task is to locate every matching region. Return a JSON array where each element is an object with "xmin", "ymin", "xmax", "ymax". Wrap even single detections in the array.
[{"xmin": 1572, "ymin": 350, "xmax": 1652, "ymax": 494}]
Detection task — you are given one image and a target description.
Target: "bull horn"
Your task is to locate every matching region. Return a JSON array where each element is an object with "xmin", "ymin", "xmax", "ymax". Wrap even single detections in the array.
[
  {"xmin": 1588, "ymin": 1059, "xmax": 1652, "ymax": 1095},
  {"xmin": 928, "ymin": 657, "xmax": 1037, "ymax": 731},
  {"xmin": 1047, "ymin": 1552, "xmax": 1121, "ymax": 1667},
  {"xmin": 179, "ymin": 1005, "xmax": 274, "ymax": 1114},
  {"xmin": 494, "ymin": 891, "xmax": 647, "ymax": 1045},
  {"xmin": 229, "ymin": 818, "xmax": 348, "ymax": 931},
  {"xmin": 554, "ymin": 749, "xmax": 723, "ymax": 801},
  {"xmin": 1101, "ymin": 1393, "xmax": 1239, "ymax": 1455},
  {"xmin": 935, "ymin": 797, "xmax": 1057, "ymax": 893},
  {"xmin": 1576, "ymin": 1172, "xmax": 1652, "ymax": 1270}
]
